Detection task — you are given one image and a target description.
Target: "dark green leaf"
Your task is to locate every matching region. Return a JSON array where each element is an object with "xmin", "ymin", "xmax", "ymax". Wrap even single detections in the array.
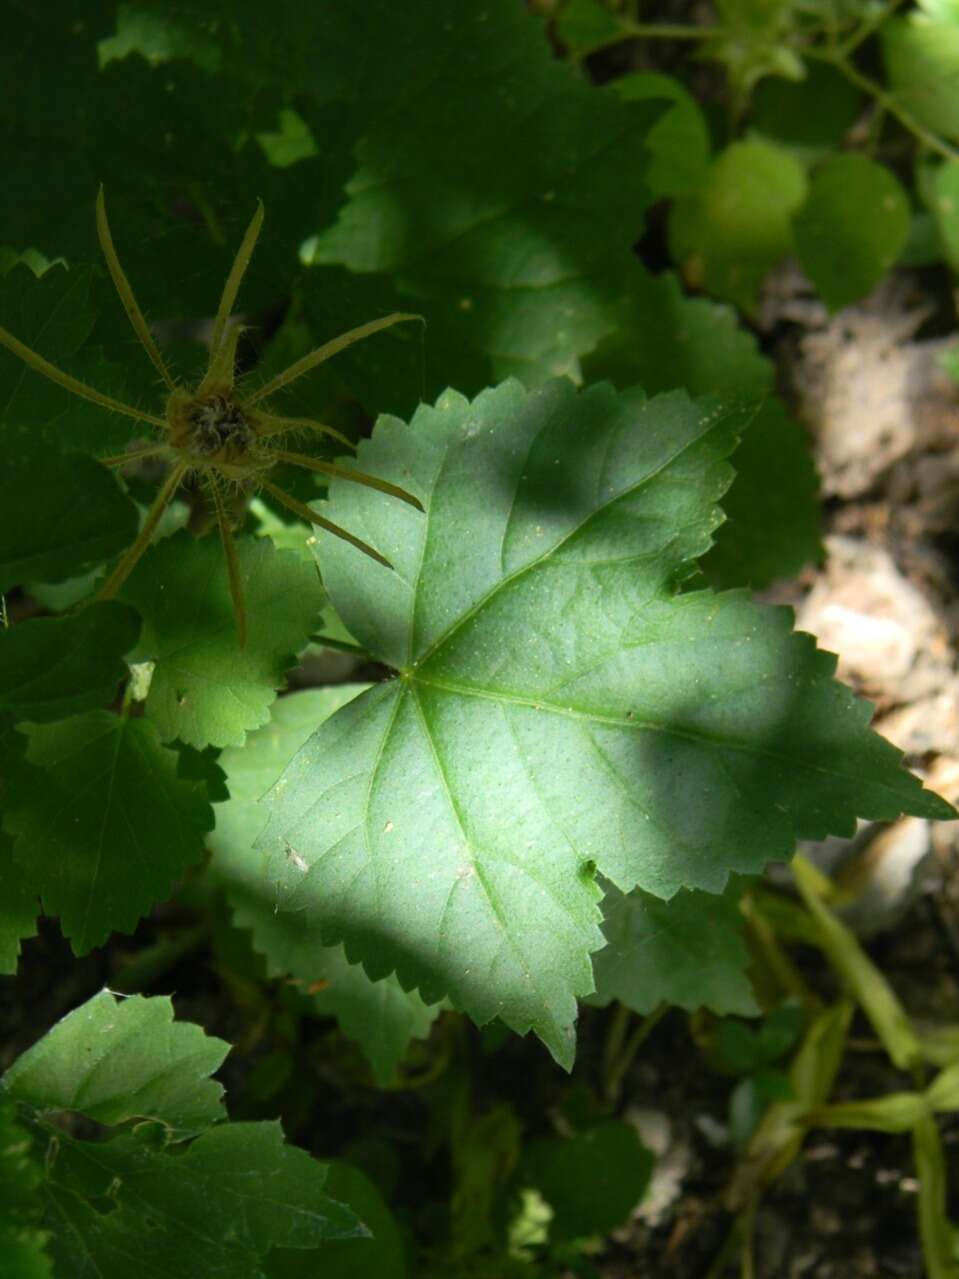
[
  {"xmin": 520, "ymin": 1121, "xmax": 652, "ymax": 1241},
  {"xmin": 793, "ymin": 155, "xmax": 910, "ymax": 311},
  {"xmin": 5, "ymin": 712, "xmax": 213, "ymax": 953},
  {"xmin": 120, "ymin": 532, "xmax": 325, "ymax": 749},
  {"xmin": 700, "ymin": 400, "xmax": 821, "ymax": 589},
  {"xmin": 590, "ymin": 880, "xmax": 758, "ymax": 1017},
  {"xmin": 0, "ymin": 726, "xmax": 40, "ymax": 973},
  {"xmin": 1, "ymin": 454, "xmax": 138, "ymax": 593},
  {"xmin": 0, "ymin": 1093, "xmax": 51, "ymax": 1279},
  {"xmin": 611, "ymin": 72, "xmax": 711, "ymax": 198},
  {"xmin": 0, "ymin": 604, "xmax": 140, "ymax": 721},
  {"xmin": 749, "ymin": 61, "xmax": 862, "ymax": 150},
  {"xmin": 266, "ymin": 1161, "xmax": 408, "ymax": 1279}
]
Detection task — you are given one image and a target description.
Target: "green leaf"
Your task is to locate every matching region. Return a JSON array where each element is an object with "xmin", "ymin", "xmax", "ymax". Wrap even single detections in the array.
[
  {"xmin": 520, "ymin": 1120, "xmax": 652, "ymax": 1241},
  {"xmin": 31, "ymin": 1122, "xmax": 362, "ymax": 1279},
  {"xmin": 0, "ymin": 1092, "xmax": 52, "ymax": 1279},
  {"xmin": 266, "ymin": 1160, "xmax": 408, "ymax": 1279},
  {"xmin": 210, "ymin": 686, "xmax": 441, "ymax": 1084},
  {"xmin": 0, "ymin": 603, "xmax": 139, "ymax": 721},
  {"xmin": 0, "ymin": 264, "xmax": 145, "ymax": 459},
  {"xmin": 2, "ymin": 990, "xmax": 364, "ymax": 1279},
  {"xmin": 699, "ymin": 400, "xmax": 821, "ymax": 589},
  {"xmin": 749, "ymin": 61, "xmax": 862, "ymax": 150},
  {"xmin": 284, "ymin": 0, "xmax": 664, "ymax": 411},
  {"xmin": 5, "ymin": 712, "xmax": 213, "ymax": 953},
  {"xmin": 556, "ymin": 0, "xmax": 624, "ymax": 55},
  {"xmin": 1, "ymin": 453, "xmax": 138, "ymax": 593},
  {"xmin": 3, "ymin": 990, "xmax": 227, "ymax": 1137},
  {"xmin": 932, "ymin": 160, "xmax": 959, "ymax": 270},
  {"xmin": 582, "ymin": 273, "xmax": 821, "ymax": 589},
  {"xmin": 610, "ymin": 73, "xmax": 711, "ymax": 198},
  {"xmin": 793, "ymin": 155, "xmax": 910, "ymax": 311},
  {"xmin": 120, "ymin": 531, "xmax": 325, "ymax": 749},
  {"xmin": 668, "ymin": 140, "xmax": 807, "ymax": 310},
  {"xmin": 883, "ymin": 0, "xmax": 959, "ymax": 144},
  {"xmin": 256, "ymin": 380, "xmax": 949, "ymax": 1066},
  {"xmin": 0, "ymin": 840, "xmax": 38, "ymax": 975},
  {"xmin": 0, "ymin": 727, "xmax": 40, "ymax": 973},
  {"xmin": 589, "ymin": 880, "xmax": 758, "ymax": 1017}
]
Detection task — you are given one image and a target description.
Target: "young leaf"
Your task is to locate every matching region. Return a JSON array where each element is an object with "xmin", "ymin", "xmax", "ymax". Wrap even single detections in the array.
[
  {"xmin": 0, "ymin": 603, "xmax": 140, "ymax": 721},
  {"xmin": 120, "ymin": 531, "xmax": 325, "ymax": 748},
  {"xmin": 793, "ymin": 155, "xmax": 910, "ymax": 312},
  {"xmin": 256, "ymin": 379, "xmax": 951, "ymax": 1066},
  {"xmin": 668, "ymin": 140, "xmax": 807, "ymax": 310},
  {"xmin": 3, "ymin": 991, "xmax": 228, "ymax": 1138},
  {"xmin": 5, "ymin": 712, "xmax": 214, "ymax": 953},
  {"xmin": 210, "ymin": 686, "xmax": 441, "ymax": 1083},
  {"xmin": 589, "ymin": 880, "xmax": 758, "ymax": 1017},
  {"xmin": 932, "ymin": 159, "xmax": 959, "ymax": 270},
  {"xmin": 883, "ymin": 0, "xmax": 959, "ymax": 145}
]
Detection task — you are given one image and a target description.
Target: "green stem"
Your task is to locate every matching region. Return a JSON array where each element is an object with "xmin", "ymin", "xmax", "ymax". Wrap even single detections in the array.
[
  {"xmin": 309, "ymin": 633, "xmax": 372, "ymax": 657},
  {"xmin": 807, "ymin": 45, "xmax": 959, "ymax": 163},
  {"xmin": 604, "ymin": 1002, "xmax": 667, "ymax": 1102},
  {"xmin": 571, "ymin": 19, "xmax": 709, "ymax": 60},
  {"xmin": 837, "ymin": 0, "xmax": 907, "ymax": 59}
]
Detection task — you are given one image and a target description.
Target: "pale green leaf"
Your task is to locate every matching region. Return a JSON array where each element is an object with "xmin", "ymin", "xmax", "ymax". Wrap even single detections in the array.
[
  {"xmin": 883, "ymin": 1, "xmax": 959, "ymax": 144},
  {"xmin": 210, "ymin": 685, "xmax": 441, "ymax": 1083},
  {"xmin": 120, "ymin": 531, "xmax": 325, "ymax": 748},
  {"xmin": 932, "ymin": 160, "xmax": 959, "ymax": 270},
  {"xmin": 668, "ymin": 140, "xmax": 806, "ymax": 310}
]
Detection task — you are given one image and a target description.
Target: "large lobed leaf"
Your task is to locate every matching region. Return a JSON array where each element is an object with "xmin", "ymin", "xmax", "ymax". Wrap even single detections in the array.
[
  {"xmin": 210, "ymin": 686, "xmax": 442, "ymax": 1083},
  {"xmin": 255, "ymin": 380, "xmax": 951, "ymax": 1066}
]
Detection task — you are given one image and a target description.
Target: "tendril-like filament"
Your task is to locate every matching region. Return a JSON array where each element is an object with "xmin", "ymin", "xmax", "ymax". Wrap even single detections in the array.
[{"xmin": 0, "ymin": 193, "xmax": 424, "ymax": 643}]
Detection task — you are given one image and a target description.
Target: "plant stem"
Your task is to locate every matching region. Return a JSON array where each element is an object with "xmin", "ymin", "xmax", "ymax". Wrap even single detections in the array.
[
  {"xmin": 604, "ymin": 1002, "xmax": 667, "ymax": 1102},
  {"xmin": 807, "ymin": 45, "xmax": 959, "ymax": 163},
  {"xmin": 309, "ymin": 633, "xmax": 371, "ymax": 657},
  {"xmin": 838, "ymin": 0, "xmax": 907, "ymax": 59}
]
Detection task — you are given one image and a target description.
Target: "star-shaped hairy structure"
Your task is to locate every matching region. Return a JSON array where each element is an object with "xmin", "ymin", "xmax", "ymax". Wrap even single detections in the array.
[{"xmin": 0, "ymin": 192, "xmax": 423, "ymax": 642}]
